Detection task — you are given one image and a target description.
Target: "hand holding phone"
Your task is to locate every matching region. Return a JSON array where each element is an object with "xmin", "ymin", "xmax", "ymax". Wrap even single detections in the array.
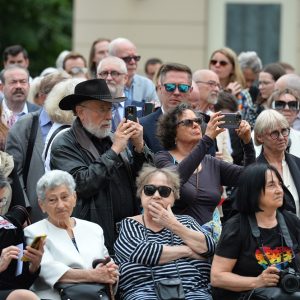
[{"xmin": 22, "ymin": 234, "xmax": 47, "ymax": 262}]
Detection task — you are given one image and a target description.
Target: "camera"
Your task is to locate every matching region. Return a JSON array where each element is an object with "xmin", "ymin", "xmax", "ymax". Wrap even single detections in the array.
[{"xmin": 279, "ymin": 267, "xmax": 300, "ymax": 293}]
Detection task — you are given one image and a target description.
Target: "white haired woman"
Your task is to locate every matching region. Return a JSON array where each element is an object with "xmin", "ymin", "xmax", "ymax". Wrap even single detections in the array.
[
  {"xmin": 24, "ymin": 170, "xmax": 118, "ymax": 300},
  {"xmin": 254, "ymin": 109, "xmax": 300, "ymax": 217}
]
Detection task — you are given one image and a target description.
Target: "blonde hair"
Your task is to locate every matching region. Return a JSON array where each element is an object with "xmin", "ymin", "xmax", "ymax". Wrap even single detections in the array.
[{"xmin": 44, "ymin": 78, "xmax": 85, "ymax": 124}]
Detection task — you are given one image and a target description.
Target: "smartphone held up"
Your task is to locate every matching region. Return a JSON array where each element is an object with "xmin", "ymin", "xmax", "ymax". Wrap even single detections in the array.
[
  {"xmin": 125, "ymin": 105, "xmax": 137, "ymax": 122},
  {"xmin": 219, "ymin": 112, "xmax": 242, "ymax": 129}
]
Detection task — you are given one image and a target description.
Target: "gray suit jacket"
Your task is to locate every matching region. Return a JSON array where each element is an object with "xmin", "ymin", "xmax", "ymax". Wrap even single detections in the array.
[{"xmin": 5, "ymin": 110, "xmax": 46, "ymax": 222}]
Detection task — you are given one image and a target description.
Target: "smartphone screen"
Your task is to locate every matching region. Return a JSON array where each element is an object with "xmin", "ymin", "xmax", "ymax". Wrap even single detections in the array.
[{"xmin": 125, "ymin": 105, "xmax": 137, "ymax": 122}]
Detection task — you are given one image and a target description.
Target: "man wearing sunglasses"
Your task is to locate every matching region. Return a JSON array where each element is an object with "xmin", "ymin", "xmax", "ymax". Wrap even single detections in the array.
[
  {"xmin": 108, "ymin": 38, "xmax": 158, "ymax": 109},
  {"xmin": 140, "ymin": 63, "xmax": 194, "ymax": 153}
]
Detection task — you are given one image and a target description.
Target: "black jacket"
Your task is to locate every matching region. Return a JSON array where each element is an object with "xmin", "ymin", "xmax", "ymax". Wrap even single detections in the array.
[
  {"xmin": 256, "ymin": 151, "xmax": 300, "ymax": 214},
  {"xmin": 50, "ymin": 118, "xmax": 153, "ymax": 254}
]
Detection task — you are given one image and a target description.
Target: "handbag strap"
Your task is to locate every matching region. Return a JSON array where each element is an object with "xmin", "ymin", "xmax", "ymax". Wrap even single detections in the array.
[
  {"xmin": 23, "ymin": 113, "xmax": 39, "ymax": 187},
  {"xmin": 141, "ymin": 215, "xmax": 182, "ymax": 283}
]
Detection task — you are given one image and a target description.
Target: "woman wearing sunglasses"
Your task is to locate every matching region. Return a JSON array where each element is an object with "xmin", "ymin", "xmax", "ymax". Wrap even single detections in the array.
[
  {"xmin": 114, "ymin": 165, "xmax": 215, "ymax": 300},
  {"xmin": 208, "ymin": 48, "xmax": 253, "ymax": 119},
  {"xmin": 252, "ymin": 88, "xmax": 300, "ymax": 158},
  {"xmin": 254, "ymin": 109, "xmax": 300, "ymax": 216},
  {"xmin": 154, "ymin": 103, "xmax": 255, "ymax": 226}
]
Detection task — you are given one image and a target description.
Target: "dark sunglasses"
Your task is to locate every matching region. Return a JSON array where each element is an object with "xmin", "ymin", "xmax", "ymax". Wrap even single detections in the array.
[
  {"xmin": 269, "ymin": 128, "xmax": 290, "ymax": 140},
  {"xmin": 210, "ymin": 59, "xmax": 229, "ymax": 67},
  {"xmin": 273, "ymin": 100, "xmax": 299, "ymax": 111},
  {"xmin": 163, "ymin": 83, "xmax": 191, "ymax": 93},
  {"xmin": 143, "ymin": 185, "xmax": 173, "ymax": 198},
  {"xmin": 177, "ymin": 118, "xmax": 202, "ymax": 127},
  {"xmin": 121, "ymin": 55, "xmax": 141, "ymax": 63}
]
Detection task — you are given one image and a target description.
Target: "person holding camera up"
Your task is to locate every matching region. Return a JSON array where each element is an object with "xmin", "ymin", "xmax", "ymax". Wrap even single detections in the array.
[{"xmin": 211, "ymin": 163, "xmax": 300, "ymax": 300}]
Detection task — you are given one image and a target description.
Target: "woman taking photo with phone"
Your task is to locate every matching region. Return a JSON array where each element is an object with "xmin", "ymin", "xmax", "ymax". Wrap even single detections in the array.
[
  {"xmin": 154, "ymin": 103, "xmax": 255, "ymax": 225},
  {"xmin": 114, "ymin": 165, "xmax": 215, "ymax": 300}
]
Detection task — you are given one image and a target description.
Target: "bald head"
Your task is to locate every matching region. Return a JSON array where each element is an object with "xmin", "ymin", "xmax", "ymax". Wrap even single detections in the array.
[{"xmin": 275, "ymin": 74, "xmax": 300, "ymax": 93}]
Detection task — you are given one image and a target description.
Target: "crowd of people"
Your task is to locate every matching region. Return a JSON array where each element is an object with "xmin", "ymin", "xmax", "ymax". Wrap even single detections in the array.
[{"xmin": 0, "ymin": 38, "xmax": 300, "ymax": 300}]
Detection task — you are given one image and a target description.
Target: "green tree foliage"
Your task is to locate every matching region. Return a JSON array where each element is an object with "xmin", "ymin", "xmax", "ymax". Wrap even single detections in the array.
[{"xmin": 0, "ymin": 0, "xmax": 72, "ymax": 77}]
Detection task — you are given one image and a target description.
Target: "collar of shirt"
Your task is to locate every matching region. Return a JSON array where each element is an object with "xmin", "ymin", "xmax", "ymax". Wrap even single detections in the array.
[
  {"xmin": 2, "ymin": 98, "xmax": 28, "ymax": 121},
  {"xmin": 39, "ymin": 108, "xmax": 52, "ymax": 143}
]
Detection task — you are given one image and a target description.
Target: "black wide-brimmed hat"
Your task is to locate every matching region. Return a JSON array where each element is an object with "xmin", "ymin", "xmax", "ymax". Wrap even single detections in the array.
[{"xmin": 59, "ymin": 79, "xmax": 125, "ymax": 110}]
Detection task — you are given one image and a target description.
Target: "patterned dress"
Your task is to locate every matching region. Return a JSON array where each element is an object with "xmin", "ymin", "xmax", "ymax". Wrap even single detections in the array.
[{"xmin": 114, "ymin": 215, "xmax": 215, "ymax": 300}]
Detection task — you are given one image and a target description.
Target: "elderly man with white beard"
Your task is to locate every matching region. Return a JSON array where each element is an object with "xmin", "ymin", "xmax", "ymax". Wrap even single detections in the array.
[{"xmin": 50, "ymin": 79, "xmax": 153, "ymax": 255}]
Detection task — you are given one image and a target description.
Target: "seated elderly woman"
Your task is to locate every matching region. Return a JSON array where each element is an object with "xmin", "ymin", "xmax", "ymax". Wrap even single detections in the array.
[
  {"xmin": 211, "ymin": 163, "xmax": 300, "ymax": 300},
  {"xmin": 0, "ymin": 172, "xmax": 43, "ymax": 300},
  {"xmin": 24, "ymin": 170, "xmax": 119, "ymax": 300},
  {"xmin": 114, "ymin": 165, "xmax": 215, "ymax": 300},
  {"xmin": 154, "ymin": 102, "xmax": 255, "ymax": 225},
  {"xmin": 254, "ymin": 109, "xmax": 300, "ymax": 216}
]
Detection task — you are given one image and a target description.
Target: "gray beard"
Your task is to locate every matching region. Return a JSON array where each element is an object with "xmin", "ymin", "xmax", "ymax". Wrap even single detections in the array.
[{"xmin": 84, "ymin": 123, "xmax": 112, "ymax": 139}]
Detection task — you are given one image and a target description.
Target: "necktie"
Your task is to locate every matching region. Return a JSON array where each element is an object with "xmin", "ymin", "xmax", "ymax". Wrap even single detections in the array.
[
  {"xmin": 113, "ymin": 103, "xmax": 121, "ymax": 131},
  {"xmin": 7, "ymin": 114, "xmax": 16, "ymax": 129}
]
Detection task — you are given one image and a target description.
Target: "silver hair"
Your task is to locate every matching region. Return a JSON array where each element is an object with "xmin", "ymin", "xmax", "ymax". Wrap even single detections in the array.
[
  {"xmin": 108, "ymin": 38, "xmax": 135, "ymax": 56},
  {"xmin": 0, "ymin": 65, "xmax": 29, "ymax": 84},
  {"xmin": 238, "ymin": 51, "xmax": 262, "ymax": 74},
  {"xmin": 254, "ymin": 109, "xmax": 289, "ymax": 146},
  {"xmin": 36, "ymin": 170, "xmax": 76, "ymax": 202},
  {"xmin": 136, "ymin": 164, "xmax": 180, "ymax": 200},
  {"xmin": 97, "ymin": 56, "xmax": 127, "ymax": 74},
  {"xmin": 44, "ymin": 78, "xmax": 85, "ymax": 123}
]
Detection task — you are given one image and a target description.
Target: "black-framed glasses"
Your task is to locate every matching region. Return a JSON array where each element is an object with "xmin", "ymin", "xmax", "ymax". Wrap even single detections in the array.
[
  {"xmin": 163, "ymin": 83, "xmax": 191, "ymax": 93},
  {"xmin": 269, "ymin": 128, "xmax": 290, "ymax": 140},
  {"xmin": 210, "ymin": 59, "xmax": 229, "ymax": 67},
  {"xmin": 143, "ymin": 185, "xmax": 173, "ymax": 198},
  {"xmin": 121, "ymin": 55, "xmax": 141, "ymax": 63},
  {"xmin": 177, "ymin": 118, "xmax": 202, "ymax": 127},
  {"xmin": 195, "ymin": 80, "xmax": 222, "ymax": 89},
  {"xmin": 98, "ymin": 71, "xmax": 125, "ymax": 79},
  {"xmin": 273, "ymin": 100, "xmax": 299, "ymax": 111}
]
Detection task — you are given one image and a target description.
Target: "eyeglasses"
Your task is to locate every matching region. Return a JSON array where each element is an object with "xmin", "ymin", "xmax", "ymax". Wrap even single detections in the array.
[
  {"xmin": 177, "ymin": 118, "xmax": 202, "ymax": 127},
  {"xmin": 68, "ymin": 67, "xmax": 87, "ymax": 76},
  {"xmin": 269, "ymin": 128, "xmax": 290, "ymax": 140},
  {"xmin": 195, "ymin": 80, "xmax": 222, "ymax": 89},
  {"xmin": 79, "ymin": 105, "xmax": 113, "ymax": 114},
  {"xmin": 98, "ymin": 71, "xmax": 125, "ymax": 79},
  {"xmin": 210, "ymin": 59, "xmax": 230, "ymax": 67},
  {"xmin": 163, "ymin": 83, "xmax": 191, "ymax": 93},
  {"xmin": 121, "ymin": 55, "xmax": 141, "ymax": 63},
  {"xmin": 273, "ymin": 100, "xmax": 299, "ymax": 111},
  {"xmin": 143, "ymin": 185, "xmax": 173, "ymax": 198}
]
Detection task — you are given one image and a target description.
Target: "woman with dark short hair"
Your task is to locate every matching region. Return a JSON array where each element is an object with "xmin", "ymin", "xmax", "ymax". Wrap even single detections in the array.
[{"xmin": 211, "ymin": 163, "xmax": 300, "ymax": 299}]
